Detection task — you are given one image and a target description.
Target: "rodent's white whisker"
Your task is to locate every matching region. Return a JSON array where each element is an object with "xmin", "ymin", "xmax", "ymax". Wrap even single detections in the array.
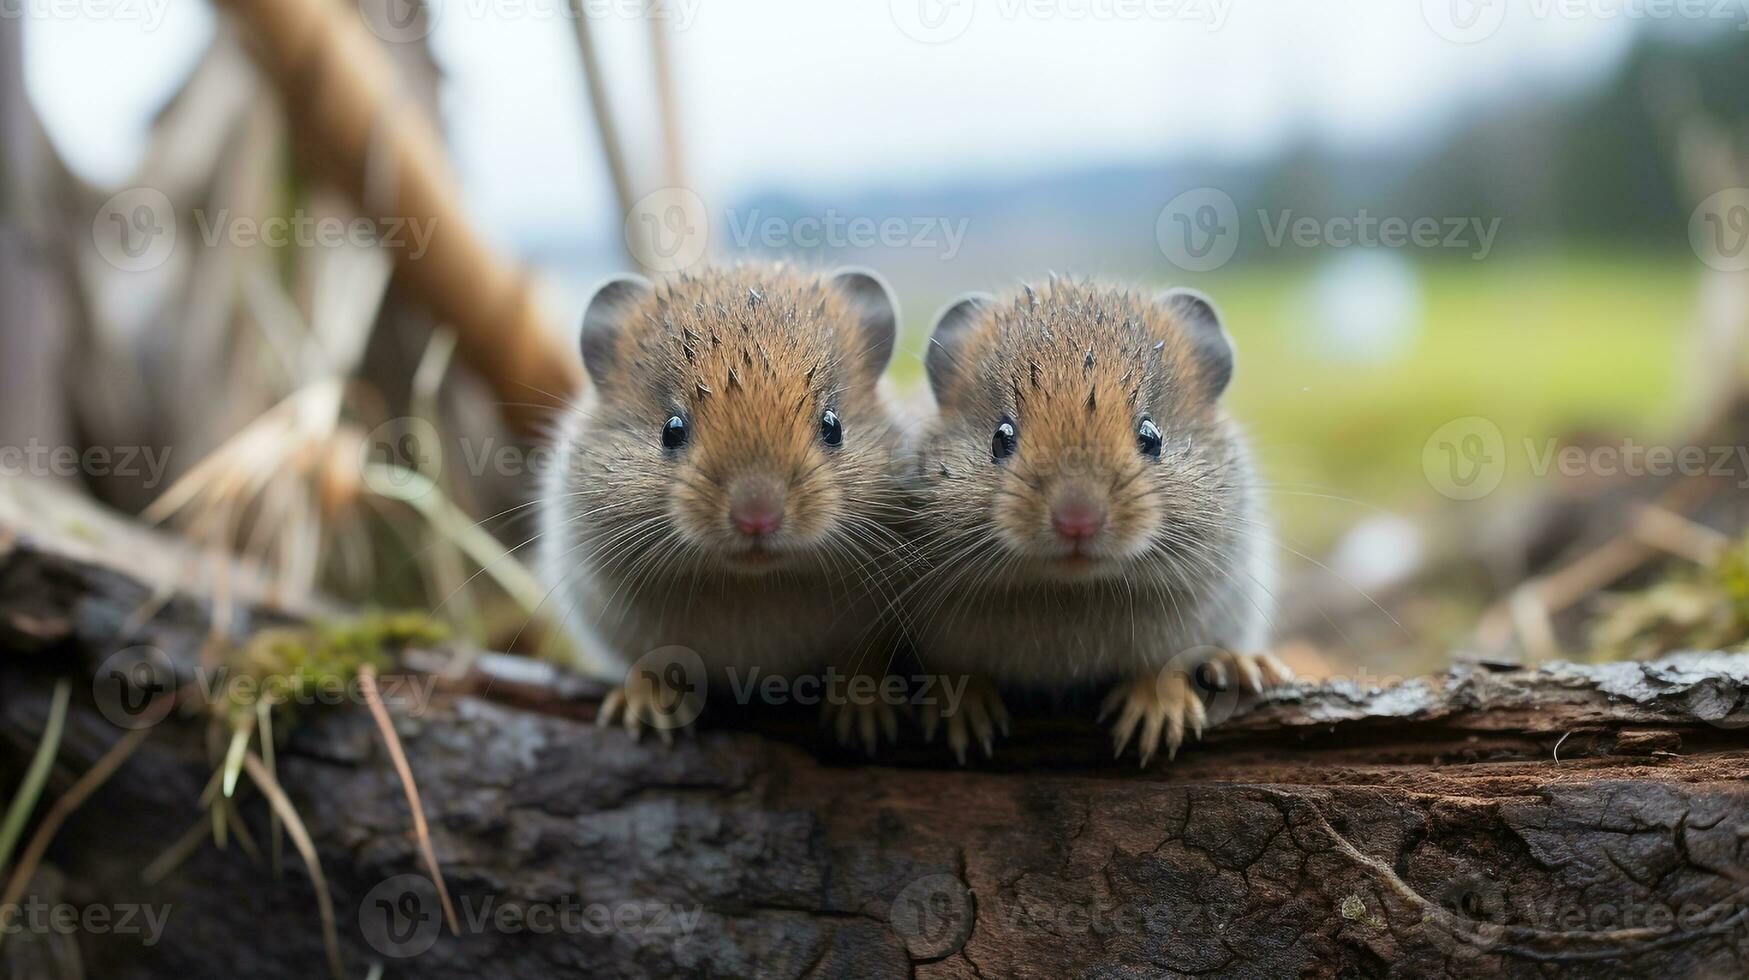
[
  {"xmin": 897, "ymin": 279, "xmax": 1277, "ymax": 721},
  {"xmin": 533, "ymin": 265, "xmax": 921, "ymax": 732}
]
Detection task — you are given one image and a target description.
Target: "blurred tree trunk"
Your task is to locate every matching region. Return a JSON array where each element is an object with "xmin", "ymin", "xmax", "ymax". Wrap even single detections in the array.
[
  {"xmin": 350, "ymin": 0, "xmax": 520, "ymax": 524},
  {"xmin": 211, "ymin": 0, "xmax": 583, "ymax": 435},
  {"xmin": 0, "ymin": 19, "xmax": 73, "ymax": 467}
]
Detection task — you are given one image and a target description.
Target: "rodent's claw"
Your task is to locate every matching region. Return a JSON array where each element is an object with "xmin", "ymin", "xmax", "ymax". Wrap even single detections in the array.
[
  {"xmin": 1204, "ymin": 650, "xmax": 1295, "ymax": 694},
  {"xmin": 948, "ymin": 711, "xmax": 976, "ymax": 766},
  {"xmin": 966, "ymin": 699, "xmax": 993, "ymax": 762},
  {"xmin": 922, "ymin": 676, "xmax": 1008, "ymax": 765},
  {"xmin": 881, "ymin": 702, "xmax": 901, "ymax": 745},
  {"xmin": 1102, "ymin": 653, "xmax": 1292, "ymax": 766},
  {"xmin": 823, "ymin": 695, "xmax": 902, "ymax": 758},
  {"xmin": 1103, "ymin": 671, "xmax": 1205, "ymax": 767},
  {"xmin": 596, "ymin": 676, "xmax": 698, "ymax": 746},
  {"xmin": 1255, "ymin": 652, "xmax": 1295, "ymax": 688},
  {"xmin": 598, "ymin": 687, "xmax": 625, "ymax": 728}
]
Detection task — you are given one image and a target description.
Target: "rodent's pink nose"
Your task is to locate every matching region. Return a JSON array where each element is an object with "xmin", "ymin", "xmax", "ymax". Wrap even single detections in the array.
[
  {"xmin": 729, "ymin": 493, "xmax": 784, "ymax": 537},
  {"xmin": 1051, "ymin": 502, "xmax": 1105, "ymax": 540}
]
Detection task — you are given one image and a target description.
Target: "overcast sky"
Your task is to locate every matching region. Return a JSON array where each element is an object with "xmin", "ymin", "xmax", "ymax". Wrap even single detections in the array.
[{"xmin": 21, "ymin": 0, "xmax": 1659, "ymax": 248}]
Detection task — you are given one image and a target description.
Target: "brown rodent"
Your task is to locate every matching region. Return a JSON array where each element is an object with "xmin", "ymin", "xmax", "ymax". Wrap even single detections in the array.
[
  {"xmin": 538, "ymin": 265, "xmax": 911, "ymax": 747},
  {"xmin": 904, "ymin": 279, "xmax": 1287, "ymax": 765}
]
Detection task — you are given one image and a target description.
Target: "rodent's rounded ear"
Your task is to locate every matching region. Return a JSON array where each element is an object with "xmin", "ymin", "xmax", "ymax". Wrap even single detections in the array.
[
  {"xmin": 580, "ymin": 274, "xmax": 654, "ymax": 388},
  {"xmin": 828, "ymin": 267, "xmax": 898, "ymax": 376},
  {"xmin": 1157, "ymin": 287, "xmax": 1234, "ymax": 398},
  {"xmin": 924, "ymin": 293, "xmax": 992, "ymax": 400}
]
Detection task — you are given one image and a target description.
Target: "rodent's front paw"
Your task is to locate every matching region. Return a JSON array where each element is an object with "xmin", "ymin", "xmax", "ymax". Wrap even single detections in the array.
[
  {"xmin": 920, "ymin": 675, "xmax": 1009, "ymax": 765},
  {"xmin": 1100, "ymin": 670, "xmax": 1205, "ymax": 767},
  {"xmin": 822, "ymin": 695, "xmax": 901, "ymax": 757},
  {"xmin": 597, "ymin": 672, "xmax": 702, "ymax": 745}
]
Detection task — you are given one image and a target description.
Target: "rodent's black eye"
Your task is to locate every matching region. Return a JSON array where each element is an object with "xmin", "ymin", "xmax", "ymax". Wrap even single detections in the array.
[
  {"xmin": 819, "ymin": 410, "xmax": 843, "ymax": 448},
  {"xmin": 661, "ymin": 415, "xmax": 688, "ymax": 451},
  {"xmin": 1137, "ymin": 417, "xmax": 1163, "ymax": 458},
  {"xmin": 991, "ymin": 420, "xmax": 1017, "ymax": 462}
]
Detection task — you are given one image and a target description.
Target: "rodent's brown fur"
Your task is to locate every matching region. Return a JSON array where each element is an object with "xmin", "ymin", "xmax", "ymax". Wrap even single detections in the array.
[
  {"xmin": 905, "ymin": 279, "xmax": 1273, "ymax": 689},
  {"xmin": 540, "ymin": 265, "xmax": 907, "ymax": 684}
]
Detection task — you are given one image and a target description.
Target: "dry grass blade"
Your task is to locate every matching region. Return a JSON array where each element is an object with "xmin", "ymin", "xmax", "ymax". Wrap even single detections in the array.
[
  {"xmin": 1633, "ymin": 503, "xmax": 1731, "ymax": 565},
  {"xmin": 144, "ymin": 380, "xmax": 339, "ymax": 525},
  {"xmin": 567, "ymin": 0, "xmax": 639, "ymax": 269},
  {"xmin": 410, "ymin": 328, "xmax": 457, "ymax": 432},
  {"xmin": 221, "ymin": 795, "xmax": 264, "ymax": 866},
  {"xmin": 145, "ymin": 381, "xmax": 348, "ymax": 604},
  {"xmin": 257, "ymin": 699, "xmax": 284, "ymax": 876},
  {"xmin": 222, "ymin": 721, "xmax": 252, "ymax": 798},
  {"xmin": 408, "ymin": 329, "xmax": 477, "ymax": 636},
  {"xmin": 0, "ymin": 679, "xmax": 70, "ymax": 882},
  {"xmin": 242, "ymin": 751, "xmax": 344, "ymax": 980},
  {"xmin": 141, "ymin": 816, "xmax": 215, "ymax": 886},
  {"xmin": 358, "ymin": 665, "xmax": 459, "ymax": 936},
  {"xmin": 365, "ymin": 463, "xmax": 548, "ymax": 615},
  {"xmin": 212, "ymin": 786, "xmax": 229, "ymax": 850},
  {"xmin": 1476, "ymin": 471, "xmax": 1726, "ymax": 655},
  {"xmin": 0, "ymin": 726, "xmax": 150, "ymax": 953},
  {"xmin": 647, "ymin": 11, "xmax": 686, "ymax": 189}
]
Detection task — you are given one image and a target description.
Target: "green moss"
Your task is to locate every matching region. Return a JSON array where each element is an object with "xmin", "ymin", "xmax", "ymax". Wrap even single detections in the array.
[
  {"xmin": 1713, "ymin": 540, "xmax": 1749, "ymax": 620},
  {"xmin": 1339, "ymin": 894, "xmax": 1383, "ymax": 929},
  {"xmin": 1591, "ymin": 537, "xmax": 1749, "ymax": 661},
  {"xmin": 223, "ymin": 611, "xmax": 448, "ymax": 723}
]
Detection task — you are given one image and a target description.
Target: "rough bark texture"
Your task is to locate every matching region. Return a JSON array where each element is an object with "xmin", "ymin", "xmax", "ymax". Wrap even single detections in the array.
[{"xmin": 2, "ymin": 505, "xmax": 1749, "ymax": 979}]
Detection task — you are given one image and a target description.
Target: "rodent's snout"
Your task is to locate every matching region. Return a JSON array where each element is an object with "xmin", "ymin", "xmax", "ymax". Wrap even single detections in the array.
[
  {"xmin": 1049, "ymin": 493, "xmax": 1106, "ymax": 541},
  {"xmin": 727, "ymin": 477, "xmax": 785, "ymax": 537}
]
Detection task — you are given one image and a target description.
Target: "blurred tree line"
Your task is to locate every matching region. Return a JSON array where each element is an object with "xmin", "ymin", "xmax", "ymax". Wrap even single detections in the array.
[{"xmin": 1258, "ymin": 25, "xmax": 1749, "ymax": 256}]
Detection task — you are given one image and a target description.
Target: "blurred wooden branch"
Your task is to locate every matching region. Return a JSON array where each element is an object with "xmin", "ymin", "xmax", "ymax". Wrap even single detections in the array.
[
  {"xmin": 1646, "ymin": 66, "xmax": 1749, "ymax": 433},
  {"xmin": 647, "ymin": 12, "xmax": 686, "ymax": 191},
  {"xmin": 207, "ymin": 0, "xmax": 583, "ymax": 433},
  {"xmin": 0, "ymin": 17, "xmax": 75, "ymax": 467},
  {"xmin": 568, "ymin": 0, "xmax": 642, "ymax": 271}
]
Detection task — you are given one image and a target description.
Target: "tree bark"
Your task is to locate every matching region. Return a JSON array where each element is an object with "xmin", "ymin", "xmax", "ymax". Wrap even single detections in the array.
[{"xmin": 2, "ymin": 496, "xmax": 1748, "ymax": 979}]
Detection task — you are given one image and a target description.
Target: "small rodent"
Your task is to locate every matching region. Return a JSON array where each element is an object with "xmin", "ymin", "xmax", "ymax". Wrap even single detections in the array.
[
  {"xmin": 905, "ymin": 279, "xmax": 1288, "ymax": 764},
  {"xmin": 539, "ymin": 265, "xmax": 910, "ymax": 746}
]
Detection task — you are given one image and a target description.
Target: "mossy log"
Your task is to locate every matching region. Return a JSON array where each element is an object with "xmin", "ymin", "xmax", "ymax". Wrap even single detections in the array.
[{"xmin": 2, "ymin": 504, "xmax": 1749, "ymax": 979}]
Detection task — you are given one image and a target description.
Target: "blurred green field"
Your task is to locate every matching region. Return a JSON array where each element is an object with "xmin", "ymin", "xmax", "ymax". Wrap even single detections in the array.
[{"xmin": 894, "ymin": 251, "xmax": 1702, "ymax": 549}]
